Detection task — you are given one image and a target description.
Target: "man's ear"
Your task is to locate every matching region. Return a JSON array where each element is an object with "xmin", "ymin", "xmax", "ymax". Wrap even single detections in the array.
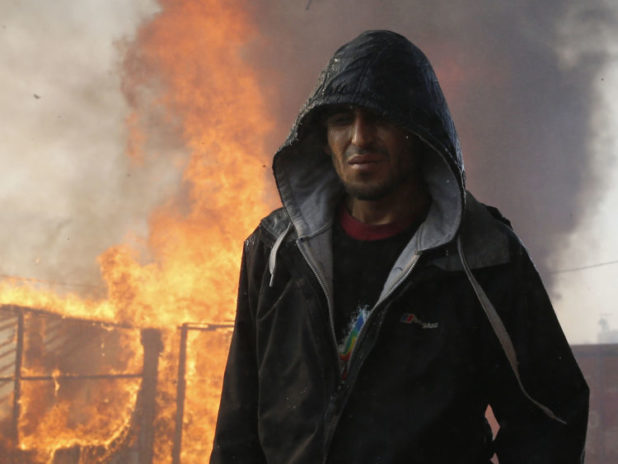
[{"xmin": 323, "ymin": 144, "xmax": 332, "ymax": 156}]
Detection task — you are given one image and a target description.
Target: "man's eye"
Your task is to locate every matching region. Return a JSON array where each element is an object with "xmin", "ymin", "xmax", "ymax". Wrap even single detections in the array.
[{"xmin": 326, "ymin": 112, "xmax": 353, "ymax": 127}]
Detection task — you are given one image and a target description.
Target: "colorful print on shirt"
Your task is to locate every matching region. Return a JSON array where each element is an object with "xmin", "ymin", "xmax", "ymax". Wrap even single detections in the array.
[{"xmin": 338, "ymin": 306, "xmax": 369, "ymax": 378}]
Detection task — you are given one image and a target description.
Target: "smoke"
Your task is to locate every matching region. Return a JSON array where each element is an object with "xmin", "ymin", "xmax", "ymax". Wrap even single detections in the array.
[{"xmin": 0, "ymin": 0, "xmax": 177, "ymax": 294}]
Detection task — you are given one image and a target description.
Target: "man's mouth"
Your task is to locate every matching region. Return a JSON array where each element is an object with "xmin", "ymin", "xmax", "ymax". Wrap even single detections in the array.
[{"xmin": 348, "ymin": 154, "xmax": 383, "ymax": 165}]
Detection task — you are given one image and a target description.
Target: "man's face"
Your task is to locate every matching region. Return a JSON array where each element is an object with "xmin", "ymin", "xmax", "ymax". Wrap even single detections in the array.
[{"xmin": 324, "ymin": 105, "xmax": 424, "ymax": 201}]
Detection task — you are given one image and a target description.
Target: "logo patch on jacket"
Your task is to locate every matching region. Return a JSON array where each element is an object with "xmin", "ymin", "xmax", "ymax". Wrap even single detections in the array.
[{"xmin": 400, "ymin": 313, "xmax": 439, "ymax": 329}]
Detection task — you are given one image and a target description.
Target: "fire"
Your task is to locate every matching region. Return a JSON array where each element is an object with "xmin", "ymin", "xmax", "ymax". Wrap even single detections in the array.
[{"xmin": 0, "ymin": 0, "xmax": 276, "ymax": 461}]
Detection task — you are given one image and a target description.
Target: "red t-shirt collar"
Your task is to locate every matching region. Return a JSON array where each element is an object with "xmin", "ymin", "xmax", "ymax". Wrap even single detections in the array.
[{"xmin": 337, "ymin": 203, "xmax": 424, "ymax": 241}]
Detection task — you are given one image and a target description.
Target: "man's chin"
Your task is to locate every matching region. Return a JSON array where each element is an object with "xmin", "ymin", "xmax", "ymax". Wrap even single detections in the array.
[{"xmin": 343, "ymin": 182, "xmax": 394, "ymax": 201}]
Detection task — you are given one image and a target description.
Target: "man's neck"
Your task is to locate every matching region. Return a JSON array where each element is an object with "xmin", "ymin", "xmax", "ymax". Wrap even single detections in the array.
[{"xmin": 345, "ymin": 184, "xmax": 431, "ymax": 226}]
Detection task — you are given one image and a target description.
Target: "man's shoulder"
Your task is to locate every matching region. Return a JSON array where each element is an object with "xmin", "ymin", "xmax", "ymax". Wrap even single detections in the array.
[
  {"xmin": 460, "ymin": 193, "xmax": 527, "ymax": 266},
  {"xmin": 462, "ymin": 194, "xmax": 514, "ymax": 238},
  {"xmin": 244, "ymin": 207, "xmax": 292, "ymax": 248},
  {"xmin": 259, "ymin": 207, "xmax": 292, "ymax": 239},
  {"xmin": 430, "ymin": 193, "xmax": 523, "ymax": 271}
]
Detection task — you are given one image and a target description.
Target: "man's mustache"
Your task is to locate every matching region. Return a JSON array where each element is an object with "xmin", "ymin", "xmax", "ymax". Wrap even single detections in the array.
[{"xmin": 344, "ymin": 145, "xmax": 388, "ymax": 160}]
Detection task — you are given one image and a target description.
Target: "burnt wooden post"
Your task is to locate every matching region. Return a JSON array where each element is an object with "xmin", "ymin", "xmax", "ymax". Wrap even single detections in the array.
[
  {"xmin": 10, "ymin": 310, "xmax": 24, "ymax": 464},
  {"xmin": 172, "ymin": 324, "xmax": 188, "ymax": 464},
  {"xmin": 138, "ymin": 329, "xmax": 162, "ymax": 464}
]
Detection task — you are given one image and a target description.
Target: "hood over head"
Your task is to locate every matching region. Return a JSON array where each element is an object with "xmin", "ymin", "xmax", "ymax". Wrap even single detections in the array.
[{"xmin": 273, "ymin": 30, "xmax": 465, "ymax": 253}]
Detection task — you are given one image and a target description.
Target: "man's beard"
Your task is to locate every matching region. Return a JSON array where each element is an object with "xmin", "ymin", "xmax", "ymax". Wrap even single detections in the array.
[
  {"xmin": 342, "ymin": 178, "xmax": 400, "ymax": 201},
  {"xmin": 341, "ymin": 166, "xmax": 416, "ymax": 201}
]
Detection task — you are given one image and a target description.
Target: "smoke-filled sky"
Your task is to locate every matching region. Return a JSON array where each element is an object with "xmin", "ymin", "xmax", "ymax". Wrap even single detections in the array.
[{"xmin": 1, "ymin": 0, "xmax": 617, "ymax": 344}]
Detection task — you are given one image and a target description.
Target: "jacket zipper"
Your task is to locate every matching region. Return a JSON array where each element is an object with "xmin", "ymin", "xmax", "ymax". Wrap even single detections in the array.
[
  {"xmin": 296, "ymin": 238, "xmax": 342, "ymax": 373},
  {"xmin": 322, "ymin": 252, "xmax": 423, "ymax": 459}
]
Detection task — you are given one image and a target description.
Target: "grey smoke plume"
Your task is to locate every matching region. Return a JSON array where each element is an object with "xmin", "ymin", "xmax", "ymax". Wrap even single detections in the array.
[{"xmin": 0, "ymin": 0, "xmax": 170, "ymax": 295}]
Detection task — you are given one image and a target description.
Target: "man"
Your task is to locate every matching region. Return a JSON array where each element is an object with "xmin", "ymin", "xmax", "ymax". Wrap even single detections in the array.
[{"xmin": 211, "ymin": 30, "xmax": 588, "ymax": 463}]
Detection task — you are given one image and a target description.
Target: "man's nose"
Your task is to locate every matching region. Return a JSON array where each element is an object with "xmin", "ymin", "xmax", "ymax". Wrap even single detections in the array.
[{"xmin": 350, "ymin": 111, "xmax": 376, "ymax": 147}]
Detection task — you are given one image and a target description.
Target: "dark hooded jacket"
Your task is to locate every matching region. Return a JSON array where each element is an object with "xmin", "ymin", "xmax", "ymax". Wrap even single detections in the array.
[{"xmin": 210, "ymin": 30, "xmax": 588, "ymax": 464}]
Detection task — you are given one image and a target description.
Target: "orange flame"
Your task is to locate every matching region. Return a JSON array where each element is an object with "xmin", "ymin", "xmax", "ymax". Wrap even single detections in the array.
[{"xmin": 0, "ymin": 0, "xmax": 277, "ymax": 460}]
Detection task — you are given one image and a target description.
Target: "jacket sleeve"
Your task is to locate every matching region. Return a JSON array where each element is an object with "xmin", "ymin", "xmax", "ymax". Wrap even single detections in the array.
[
  {"xmin": 210, "ymin": 237, "xmax": 267, "ymax": 464},
  {"xmin": 485, "ymin": 243, "xmax": 589, "ymax": 464}
]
